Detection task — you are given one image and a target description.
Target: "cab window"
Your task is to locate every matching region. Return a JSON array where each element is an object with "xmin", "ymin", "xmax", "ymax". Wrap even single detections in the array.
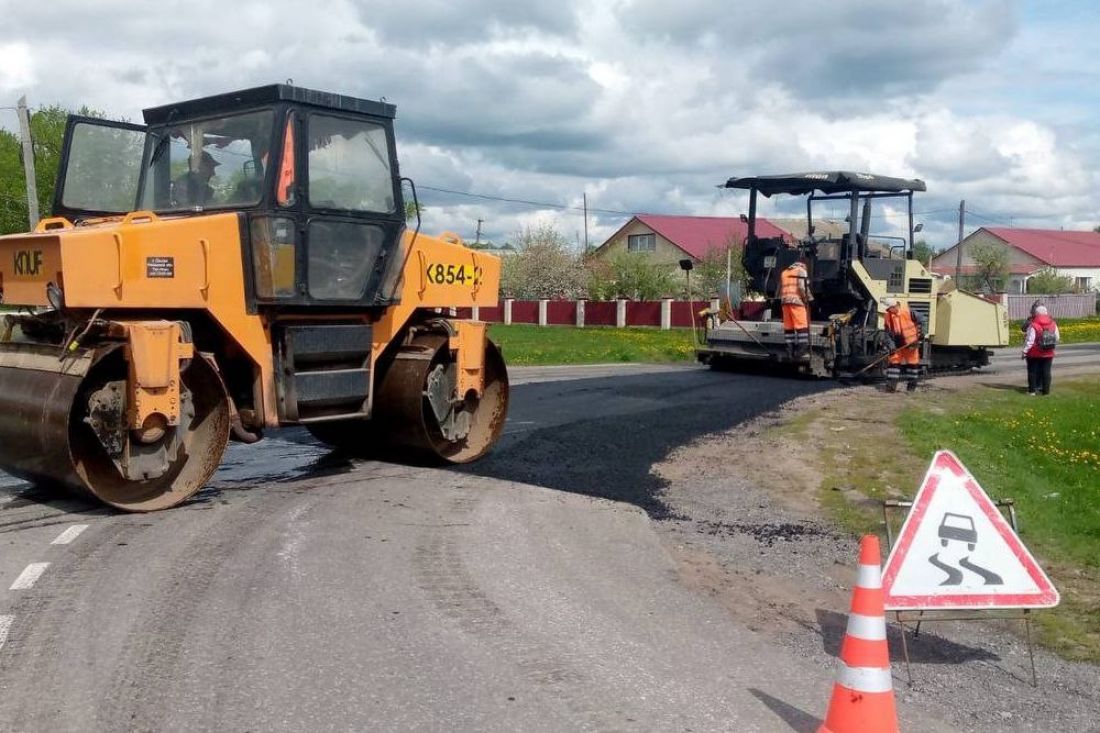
[
  {"xmin": 140, "ymin": 110, "xmax": 274, "ymax": 211},
  {"xmin": 307, "ymin": 114, "xmax": 395, "ymax": 213},
  {"xmin": 61, "ymin": 122, "xmax": 146, "ymax": 213}
]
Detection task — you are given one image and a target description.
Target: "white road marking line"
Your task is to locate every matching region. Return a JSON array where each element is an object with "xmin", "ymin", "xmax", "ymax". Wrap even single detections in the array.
[
  {"xmin": 10, "ymin": 562, "xmax": 50, "ymax": 590},
  {"xmin": 0, "ymin": 615, "xmax": 12, "ymax": 652},
  {"xmin": 50, "ymin": 524, "xmax": 89, "ymax": 545}
]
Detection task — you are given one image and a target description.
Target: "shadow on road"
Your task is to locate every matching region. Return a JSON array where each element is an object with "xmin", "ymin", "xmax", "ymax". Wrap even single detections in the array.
[
  {"xmin": 0, "ymin": 485, "xmax": 110, "ymax": 527},
  {"xmin": 814, "ymin": 608, "xmax": 999, "ymax": 664},
  {"xmin": 453, "ymin": 370, "xmax": 832, "ymax": 518},
  {"xmin": 748, "ymin": 688, "xmax": 821, "ymax": 732},
  {"xmin": 981, "ymin": 382, "xmax": 1029, "ymax": 394}
]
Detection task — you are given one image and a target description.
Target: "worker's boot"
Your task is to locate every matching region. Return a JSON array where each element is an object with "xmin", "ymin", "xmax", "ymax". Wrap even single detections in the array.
[
  {"xmin": 885, "ymin": 380, "xmax": 899, "ymax": 393},
  {"xmin": 785, "ymin": 343, "xmax": 795, "ymax": 361},
  {"xmin": 906, "ymin": 379, "xmax": 919, "ymax": 393}
]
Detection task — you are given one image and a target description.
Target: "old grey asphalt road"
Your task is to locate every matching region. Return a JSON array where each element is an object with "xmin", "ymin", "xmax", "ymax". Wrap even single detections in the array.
[
  {"xmin": 0, "ymin": 354, "xmax": 1063, "ymax": 731},
  {"xmin": 987, "ymin": 342, "xmax": 1100, "ymax": 373}
]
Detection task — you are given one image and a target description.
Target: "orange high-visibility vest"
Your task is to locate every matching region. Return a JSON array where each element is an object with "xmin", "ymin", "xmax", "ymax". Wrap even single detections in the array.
[
  {"xmin": 780, "ymin": 264, "xmax": 808, "ymax": 306},
  {"xmin": 885, "ymin": 303, "xmax": 919, "ymax": 346}
]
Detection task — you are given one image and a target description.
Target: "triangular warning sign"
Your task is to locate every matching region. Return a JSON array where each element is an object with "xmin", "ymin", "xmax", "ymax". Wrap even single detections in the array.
[{"xmin": 883, "ymin": 450, "xmax": 1059, "ymax": 610}]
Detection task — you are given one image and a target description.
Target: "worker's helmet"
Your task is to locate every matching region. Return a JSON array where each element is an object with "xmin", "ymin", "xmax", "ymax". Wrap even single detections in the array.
[{"xmin": 881, "ymin": 296, "xmax": 899, "ymax": 309}]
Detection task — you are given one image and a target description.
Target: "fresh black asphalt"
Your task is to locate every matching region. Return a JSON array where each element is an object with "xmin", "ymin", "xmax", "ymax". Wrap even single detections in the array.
[{"xmin": 458, "ymin": 366, "xmax": 829, "ymax": 518}]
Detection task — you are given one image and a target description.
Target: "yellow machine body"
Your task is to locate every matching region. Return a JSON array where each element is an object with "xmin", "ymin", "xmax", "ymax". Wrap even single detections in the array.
[
  {"xmin": 0, "ymin": 85, "xmax": 509, "ymax": 511},
  {"xmin": 852, "ymin": 260, "xmax": 1009, "ymax": 347},
  {"xmin": 0, "ymin": 213, "xmax": 500, "ymax": 429}
]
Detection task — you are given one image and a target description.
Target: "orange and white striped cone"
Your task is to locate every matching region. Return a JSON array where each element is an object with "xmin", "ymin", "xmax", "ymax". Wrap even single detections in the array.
[{"xmin": 818, "ymin": 535, "xmax": 899, "ymax": 733}]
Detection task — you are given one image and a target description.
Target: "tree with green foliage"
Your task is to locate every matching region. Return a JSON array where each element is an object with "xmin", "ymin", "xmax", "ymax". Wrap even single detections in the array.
[
  {"xmin": 500, "ymin": 223, "xmax": 586, "ymax": 299},
  {"xmin": 1026, "ymin": 267, "xmax": 1075, "ymax": 294},
  {"xmin": 966, "ymin": 241, "xmax": 1010, "ymax": 292},
  {"xmin": 585, "ymin": 251, "xmax": 677, "ymax": 300},
  {"xmin": 911, "ymin": 239, "xmax": 938, "ymax": 266},
  {"xmin": 691, "ymin": 240, "xmax": 751, "ymax": 300},
  {"xmin": 0, "ymin": 104, "xmax": 100, "ymax": 234}
]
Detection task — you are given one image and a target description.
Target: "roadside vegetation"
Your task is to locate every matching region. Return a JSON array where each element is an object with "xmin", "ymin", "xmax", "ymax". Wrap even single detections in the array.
[
  {"xmin": 488, "ymin": 324, "xmax": 697, "ymax": 366},
  {"xmin": 783, "ymin": 376, "xmax": 1100, "ymax": 661},
  {"xmin": 1007, "ymin": 316, "xmax": 1100, "ymax": 346},
  {"xmin": 1, "ymin": 105, "xmax": 99, "ymax": 235},
  {"xmin": 899, "ymin": 378, "xmax": 1100, "ymax": 660},
  {"xmin": 496, "ymin": 223, "xmax": 742, "ymax": 302},
  {"xmin": 489, "ymin": 315, "xmax": 1100, "ymax": 368}
]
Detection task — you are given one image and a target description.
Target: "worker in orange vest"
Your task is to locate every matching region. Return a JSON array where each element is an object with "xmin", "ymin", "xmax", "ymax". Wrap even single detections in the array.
[
  {"xmin": 882, "ymin": 297, "xmax": 925, "ymax": 392},
  {"xmin": 779, "ymin": 259, "xmax": 813, "ymax": 359}
]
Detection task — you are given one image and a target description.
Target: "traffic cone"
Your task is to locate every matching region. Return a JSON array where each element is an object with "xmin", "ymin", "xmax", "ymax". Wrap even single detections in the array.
[{"xmin": 819, "ymin": 535, "xmax": 899, "ymax": 733}]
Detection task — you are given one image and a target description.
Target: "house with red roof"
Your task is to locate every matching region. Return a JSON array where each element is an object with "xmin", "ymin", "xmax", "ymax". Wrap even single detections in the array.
[
  {"xmin": 591, "ymin": 214, "xmax": 790, "ymax": 266},
  {"xmin": 931, "ymin": 227, "xmax": 1100, "ymax": 294}
]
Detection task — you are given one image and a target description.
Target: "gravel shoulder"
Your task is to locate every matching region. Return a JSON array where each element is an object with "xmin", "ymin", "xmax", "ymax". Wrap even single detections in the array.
[{"xmin": 650, "ymin": 363, "xmax": 1100, "ymax": 732}]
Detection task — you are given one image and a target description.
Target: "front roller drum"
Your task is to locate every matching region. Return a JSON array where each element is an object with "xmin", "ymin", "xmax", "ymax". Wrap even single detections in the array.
[
  {"xmin": 309, "ymin": 334, "xmax": 509, "ymax": 463},
  {"xmin": 0, "ymin": 344, "xmax": 230, "ymax": 511}
]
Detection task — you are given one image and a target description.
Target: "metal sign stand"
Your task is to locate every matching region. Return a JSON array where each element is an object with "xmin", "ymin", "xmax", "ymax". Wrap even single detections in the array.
[{"xmin": 882, "ymin": 498, "xmax": 1039, "ymax": 687}]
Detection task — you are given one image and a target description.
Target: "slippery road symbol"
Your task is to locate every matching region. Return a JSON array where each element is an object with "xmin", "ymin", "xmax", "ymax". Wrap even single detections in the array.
[
  {"xmin": 928, "ymin": 512, "xmax": 1004, "ymax": 586},
  {"xmin": 927, "ymin": 553, "xmax": 963, "ymax": 585}
]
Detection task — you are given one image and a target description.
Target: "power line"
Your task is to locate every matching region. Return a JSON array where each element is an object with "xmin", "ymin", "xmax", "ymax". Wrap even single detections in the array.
[{"xmin": 416, "ymin": 184, "xmax": 634, "ymax": 216}]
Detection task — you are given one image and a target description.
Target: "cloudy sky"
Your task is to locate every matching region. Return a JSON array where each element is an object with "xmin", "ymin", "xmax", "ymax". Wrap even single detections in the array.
[{"xmin": 1, "ymin": 0, "xmax": 1097, "ymax": 249}]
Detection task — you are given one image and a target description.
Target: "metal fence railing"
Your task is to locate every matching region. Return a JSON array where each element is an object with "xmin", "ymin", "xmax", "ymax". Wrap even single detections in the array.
[{"xmin": 1000, "ymin": 293, "xmax": 1098, "ymax": 320}]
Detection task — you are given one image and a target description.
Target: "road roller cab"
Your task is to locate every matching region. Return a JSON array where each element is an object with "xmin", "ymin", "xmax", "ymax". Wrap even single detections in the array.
[{"xmin": 0, "ymin": 85, "xmax": 509, "ymax": 511}]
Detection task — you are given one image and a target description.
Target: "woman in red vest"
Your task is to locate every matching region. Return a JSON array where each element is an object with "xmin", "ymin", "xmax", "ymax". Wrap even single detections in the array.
[{"xmin": 1022, "ymin": 305, "xmax": 1059, "ymax": 395}]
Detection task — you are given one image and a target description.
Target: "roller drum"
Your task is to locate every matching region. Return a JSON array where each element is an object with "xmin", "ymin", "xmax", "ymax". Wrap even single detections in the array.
[
  {"xmin": 0, "ymin": 343, "xmax": 94, "ymax": 491},
  {"xmin": 308, "ymin": 334, "xmax": 509, "ymax": 463},
  {"xmin": 0, "ymin": 342, "xmax": 230, "ymax": 511}
]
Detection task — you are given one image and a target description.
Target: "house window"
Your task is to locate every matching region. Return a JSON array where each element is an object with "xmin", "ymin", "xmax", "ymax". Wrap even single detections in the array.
[
  {"xmin": 627, "ymin": 233, "xmax": 656, "ymax": 252},
  {"xmin": 1075, "ymin": 276, "xmax": 1093, "ymax": 292}
]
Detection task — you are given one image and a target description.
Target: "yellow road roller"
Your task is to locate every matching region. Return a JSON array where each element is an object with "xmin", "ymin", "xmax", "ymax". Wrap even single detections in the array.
[{"xmin": 0, "ymin": 85, "xmax": 508, "ymax": 511}]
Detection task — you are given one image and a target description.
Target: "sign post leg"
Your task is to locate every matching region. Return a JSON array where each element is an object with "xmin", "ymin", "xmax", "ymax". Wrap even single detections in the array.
[
  {"xmin": 897, "ymin": 611, "xmax": 914, "ymax": 686},
  {"xmin": 1024, "ymin": 610, "xmax": 1038, "ymax": 687}
]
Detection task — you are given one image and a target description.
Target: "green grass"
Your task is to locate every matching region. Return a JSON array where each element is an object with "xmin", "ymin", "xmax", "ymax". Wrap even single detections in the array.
[
  {"xmin": 486, "ymin": 316, "xmax": 1099, "ymax": 366},
  {"xmin": 898, "ymin": 377, "xmax": 1100, "ymax": 660},
  {"xmin": 899, "ymin": 379, "xmax": 1100, "ymax": 570},
  {"xmin": 488, "ymin": 324, "xmax": 698, "ymax": 366},
  {"xmin": 1007, "ymin": 316, "xmax": 1100, "ymax": 346}
]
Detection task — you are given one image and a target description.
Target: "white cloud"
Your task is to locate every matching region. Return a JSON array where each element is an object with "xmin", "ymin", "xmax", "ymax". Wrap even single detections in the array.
[
  {"xmin": 0, "ymin": 0, "xmax": 1097, "ymax": 246},
  {"xmin": 0, "ymin": 42, "xmax": 36, "ymax": 92}
]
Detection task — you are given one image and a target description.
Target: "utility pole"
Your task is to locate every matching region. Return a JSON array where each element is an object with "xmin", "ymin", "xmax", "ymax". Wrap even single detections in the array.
[
  {"xmin": 582, "ymin": 193, "xmax": 589, "ymax": 252},
  {"xmin": 475, "ymin": 218, "xmax": 483, "ymax": 245},
  {"xmin": 953, "ymin": 199, "xmax": 965, "ymax": 281},
  {"xmin": 16, "ymin": 96, "xmax": 40, "ymax": 229}
]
